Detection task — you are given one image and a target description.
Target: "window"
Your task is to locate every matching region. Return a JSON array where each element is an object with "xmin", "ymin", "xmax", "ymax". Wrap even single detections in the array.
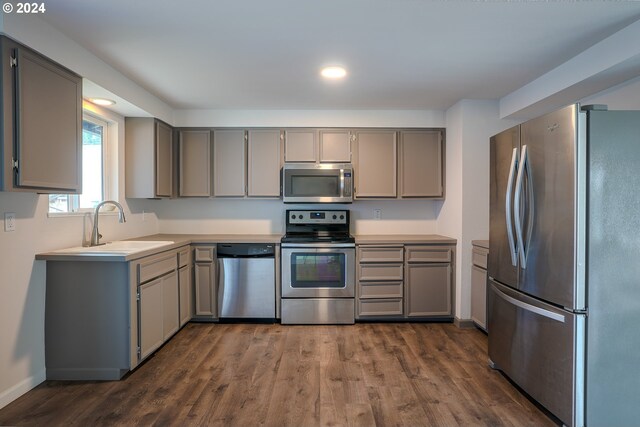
[{"xmin": 48, "ymin": 113, "xmax": 110, "ymax": 214}]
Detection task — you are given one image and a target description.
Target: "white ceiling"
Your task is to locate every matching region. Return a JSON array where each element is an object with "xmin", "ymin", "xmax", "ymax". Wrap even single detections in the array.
[{"xmin": 41, "ymin": 0, "xmax": 640, "ymax": 111}]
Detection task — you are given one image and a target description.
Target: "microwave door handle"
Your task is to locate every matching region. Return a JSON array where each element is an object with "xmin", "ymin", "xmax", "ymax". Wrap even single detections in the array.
[{"xmin": 340, "ymin": 169, "xmax": 345, "ymax": 197}]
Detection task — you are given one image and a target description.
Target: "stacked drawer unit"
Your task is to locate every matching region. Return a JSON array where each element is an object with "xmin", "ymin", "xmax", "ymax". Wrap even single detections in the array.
[
  {"xmin": 356, "ymin": 245, "xmax": 405, "ymax": 318},
  {"xmin": 470, "ymin": 241, "xmax": 489, "ymax": 331}
]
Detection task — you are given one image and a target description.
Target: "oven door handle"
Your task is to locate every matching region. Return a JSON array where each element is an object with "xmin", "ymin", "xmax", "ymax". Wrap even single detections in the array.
[{"xmin": 281, "ymin": 243, "xmax": 356, "ymax": 249}]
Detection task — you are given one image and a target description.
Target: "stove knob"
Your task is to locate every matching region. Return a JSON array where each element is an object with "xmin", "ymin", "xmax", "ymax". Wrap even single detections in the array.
[
  {"xmin": 298, "ymin": 215, "xmax": 303, "ymax": 219},
  {"xmin": 340, "ymin": 214, "xmax": 345, "ymax": 220},
  {"xmin": 332, "ymin": 215, "xmax": 337, "ymax": 220},
  {"xmin": 291, "ymin": 214, "xmax": 295, "ymax": 220}
]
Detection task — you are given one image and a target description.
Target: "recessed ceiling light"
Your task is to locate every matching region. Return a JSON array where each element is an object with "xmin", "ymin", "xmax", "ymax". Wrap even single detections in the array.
[
  {"xmin": 89, "ymin": 98, "xmax": 116, "ymax": 106},
  {"xmin": 321, "ymin": 66, "xmax": 347, "ymax": 79}
]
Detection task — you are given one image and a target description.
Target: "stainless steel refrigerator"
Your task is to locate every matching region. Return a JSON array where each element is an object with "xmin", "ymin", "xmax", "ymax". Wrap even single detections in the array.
[{"xmin": 488, "ymin": 104, "xmax": 640, "ymax": 427}]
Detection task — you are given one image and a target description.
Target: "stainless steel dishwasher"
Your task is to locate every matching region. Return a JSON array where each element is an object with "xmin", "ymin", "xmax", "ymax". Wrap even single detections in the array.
[{"xmin": 217, "ymin": 243, "xmax": 276, "ymax": 320}]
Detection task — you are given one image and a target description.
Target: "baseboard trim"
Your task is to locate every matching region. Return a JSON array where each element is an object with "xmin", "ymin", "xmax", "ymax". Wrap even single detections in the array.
[
  {"xmin": 454, "ymin": 318, "xmax": 476, "ymax": 329},
  {"xmin": 0, "ymin": 369, "xmax": 46, "ymax": 410}
]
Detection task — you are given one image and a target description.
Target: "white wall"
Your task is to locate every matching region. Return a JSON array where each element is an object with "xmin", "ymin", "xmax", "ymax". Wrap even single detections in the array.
[
  {"xmin": 440, "ymin": 100, "xmax": 519, "ymax": 320},
  {"xmin": 0, "ymin": 105, "xmax": 159, "ymax": 409}
]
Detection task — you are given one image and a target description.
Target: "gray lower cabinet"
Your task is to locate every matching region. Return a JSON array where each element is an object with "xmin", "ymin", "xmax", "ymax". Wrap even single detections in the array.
[
  {"xmin": 179, "ymin": 130, "xmax": 211, "ymax": 197},
  {"xmin": 136, "ymin": 249, "xmax": 181, "ymax": 361},
  {"xmin": 1, "ymin": 36, "xmax": 82, "ymax": 193},
  {"xmin": 405, "ymin": 245, "xmax": 453, "ymax": 317},
  {"xmin": 43, "ymin": 245, "xmax": 188, "ymax": 380},
  {"xmin": 357, "ymin": 243, "xmax": 455, "ymax": 319},
  {"xmin": 125, "ymin": 117, "xmax": 174, "ymax": 198},
  {"xmin": 179, "ymin": 265, "xmax": 193, "ymax": 327},
  {"xmin": 470, "ymin": 243, "xmax": 489, "ymax": 331},
  {"xmin": 193, "ymin": 245, "xmax": 217, "ymax": 320},
  {"xmin": 139, "ymin": 276, "xmax": 165, "ymax": 360},
  {"xmin": 356, "ymin": 245, "xmax": 405, "ymax": 319}
]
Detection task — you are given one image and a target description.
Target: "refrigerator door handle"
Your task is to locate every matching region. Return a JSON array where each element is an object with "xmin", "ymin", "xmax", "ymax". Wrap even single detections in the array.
[
  {"xmin": 505, "ymin": 147, "xmax": 519, "ymax": 266},
  {"xmin": 493, "ymin": 284, "xmax": 565, "ymax": 323},
  {"xmin": 514, "ymin": 145, "xmax": 528, "ymax": 268}
]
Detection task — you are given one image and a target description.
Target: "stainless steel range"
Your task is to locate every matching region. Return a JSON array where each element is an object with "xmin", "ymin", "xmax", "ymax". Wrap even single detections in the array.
[{"xmin": 280, "ymin": 209, "xmax": 355, "ymax": 324}]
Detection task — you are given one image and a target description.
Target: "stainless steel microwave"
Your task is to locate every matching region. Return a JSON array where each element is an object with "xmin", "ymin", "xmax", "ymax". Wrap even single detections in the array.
[{"xmin": 282, "ymin": 163, "xmax": 353, "ymax": 203}]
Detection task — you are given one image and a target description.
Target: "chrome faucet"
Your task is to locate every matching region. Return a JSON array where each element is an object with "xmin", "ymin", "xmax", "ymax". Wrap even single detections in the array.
[{"xmin": 90, "ymin": 200, "xmax": 126, "ymax": 246}]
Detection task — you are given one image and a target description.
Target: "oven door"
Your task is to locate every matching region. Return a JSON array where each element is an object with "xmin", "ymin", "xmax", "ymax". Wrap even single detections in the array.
[{"xmin": 281, "ymin": 246, "xmax": 355, "ymax": 298}]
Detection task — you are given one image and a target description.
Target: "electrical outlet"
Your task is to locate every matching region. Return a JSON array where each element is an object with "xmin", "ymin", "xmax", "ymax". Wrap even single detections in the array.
[
  {"xmin": 373, "ymin": 209, "xmax": 382, "ymax": 220},
  {"xmin": 4, "ymin": 212, "xmax": 16, "ymax": 232}
]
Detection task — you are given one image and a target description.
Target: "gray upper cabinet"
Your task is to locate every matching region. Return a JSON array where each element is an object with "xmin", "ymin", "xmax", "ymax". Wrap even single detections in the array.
[
  {"xmin": 319, "ymin": 130, "xmax": 351, "ymax": 163},
  {"xmin": 353, "ymin": 130, "xmax": 397, "ymax": 198},
  {"xmin": 1, "ymin": 36, "xmax": 82, "ymax": 193},
  {"xmin": 125, "ymin": 117, "xmax": 174, "ymax": 198},
  {"xmin": 214, "ymin": 130, "xmax": 246, "ymax": 197},
  {"xmin": 179, "ymin": 130, "xmax": 211, "ymax": 197},
  {"xmin": 399, "ymin": 130, "xmax": 444, "ymax": 198},
  {"xmin": 248, "ymin": 130, "xmax": 282, "ymax": 197},
  {"xmin": 284, "ymin": 129, "xmax": 317, "ymax": 162}
]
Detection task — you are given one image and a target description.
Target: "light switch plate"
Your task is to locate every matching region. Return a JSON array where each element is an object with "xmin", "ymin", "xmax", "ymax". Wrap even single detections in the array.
[
  {"xmin": 4, "ymin": 212, "xmax": 16, "ymax": 232},
  {"xmin": 373, "ymin": 209, "xmax": 382, "ymax": 220}
]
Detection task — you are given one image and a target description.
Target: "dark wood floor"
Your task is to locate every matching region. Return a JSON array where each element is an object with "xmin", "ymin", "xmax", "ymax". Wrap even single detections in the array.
[{"xmin": 0, "ymin": 323, "xmax": 557, "ymax": 427}]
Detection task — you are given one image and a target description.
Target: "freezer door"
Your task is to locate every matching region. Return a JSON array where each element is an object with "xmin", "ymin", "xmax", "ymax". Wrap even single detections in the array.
[
  {"xmin": 519, "ymin": 104, "xmax": 577, "ymax": 309},
  {"xmin": 488, "ymin": 280, "xmax": 583, "ymax": 427},
  {"xmin": 488, "ymin": 125, "xmax": 520, "ymax": 287}
]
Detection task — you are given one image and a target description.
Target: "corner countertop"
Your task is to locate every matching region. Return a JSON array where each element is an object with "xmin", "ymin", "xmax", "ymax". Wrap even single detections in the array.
[
  {"xmin": 355, "ymin": 234, "xmax": 456, "ymax": 245},
  {"xmin": 472, "ymin": 239, "xmax": 489, "ymax": 249},
  {"xmin": 36, "ymin": 233, "xmax": 458, "ymax": 262}
]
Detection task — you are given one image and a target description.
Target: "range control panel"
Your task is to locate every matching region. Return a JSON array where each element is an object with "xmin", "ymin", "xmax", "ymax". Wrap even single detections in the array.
[{"xmin": 287, "ymin": 210, "xmax": 348, "ymax": 225}]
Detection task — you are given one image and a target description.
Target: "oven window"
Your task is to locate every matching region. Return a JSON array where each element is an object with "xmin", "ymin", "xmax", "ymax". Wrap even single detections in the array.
[
  {"xmin": 291, "ymin": 175, "xmax": 340, "ymax": 197},
  {"xmin": 290, "ymin": 253, "xmax": 345, "ymax": 288}
]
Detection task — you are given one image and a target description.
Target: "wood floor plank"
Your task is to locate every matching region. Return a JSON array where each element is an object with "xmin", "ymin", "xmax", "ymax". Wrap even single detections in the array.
[{"xmin": 0, "ymin": 323, "xmax": 560, "ymax": 427}]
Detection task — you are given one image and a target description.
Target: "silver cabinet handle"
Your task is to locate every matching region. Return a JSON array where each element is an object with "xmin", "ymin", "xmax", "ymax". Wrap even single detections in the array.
[
  {"xmin": 505, "ymin": 147, "xmax": 519, "ymax": 266},
  {"xmin": 493, "ymin": 284, "xmax": 565, "ymax": 323}
]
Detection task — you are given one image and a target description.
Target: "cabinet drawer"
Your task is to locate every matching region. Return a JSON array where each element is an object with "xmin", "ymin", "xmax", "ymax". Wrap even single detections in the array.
[
  {"xmin": 194, "ymin": 246, "xmax": 215, "ymax": 262},
  {"xmin": 178, "ymin": 246, "xmax": 191, "ymax": 268},
  {"xmin": 138, "ymin": 251, "xmax": 177, "ymax": 284},
  {"xmin": 358, "ymin": 246, "xmax": 404, "ymax": 263},
  {"xmin": 359, "ymin": 281, "xmax": 403, "ymax": 299},
  {"xmin": 358, "ymin": 298, "xmax": 403, "ymax": 317},
  {"xmin": 405, "ymin": 246, "xmax": 452, "ymax": 263},
  {"xmin": 358, "ymin": 263, "xmax": 403, "ymax": 281},
  {"xmin": 472, "ymin": 247, "xmax": 488, "ymax": 269}
]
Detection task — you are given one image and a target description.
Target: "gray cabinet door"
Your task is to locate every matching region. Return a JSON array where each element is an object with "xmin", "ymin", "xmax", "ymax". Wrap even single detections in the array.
[
  {"xmin": 471, "ymin": 265, "xmax": 487, "ymax": 330},
  {"xmin": 179, "ymin": 130, "xmax": 211, "ymax": 197},
  {"xmin": 284, "ymin": 129, "xmax": 317, "ymax": 162},
  {"xmin": 179, "ymin": 265, "xmax": 192, "ymax": 327},
  {"xmin": 194, "ymin": 261, "xmax": 216, "ymax": 317},
  {"xmin": 319, "ymin": 130, "xmax": 351, "ymax": 162},
  {"xmin": 248, "ymin": 130, "xmax": 281, "ymax": 197},
  {"xmin": 214, "ymin": 130, "xmax": 246, "ymax": 196},
  {"xmin": 155, "ymin": 121, "xmax": 173, "ymax": 197},
  {"xmin": 353, "ymin": 131, "xmax": 397, "ymax": 198},
  {"xmin": 405, "ymin": 263, "xmax": 452, "ymax": 317},
  {"xmin": 14, "ymin": 46, "xmax": 82, "ymax": 192},
  {"xmin": 162, "ymin": 271, "xmax": 179, "ymax": 340},
  {"xmin": 399, "ymin": 130, "xmax": 443, "ymax": 198},
  {"xmin": 139, "ymin": 278, "xmax": 164, "ymax": 360}
]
